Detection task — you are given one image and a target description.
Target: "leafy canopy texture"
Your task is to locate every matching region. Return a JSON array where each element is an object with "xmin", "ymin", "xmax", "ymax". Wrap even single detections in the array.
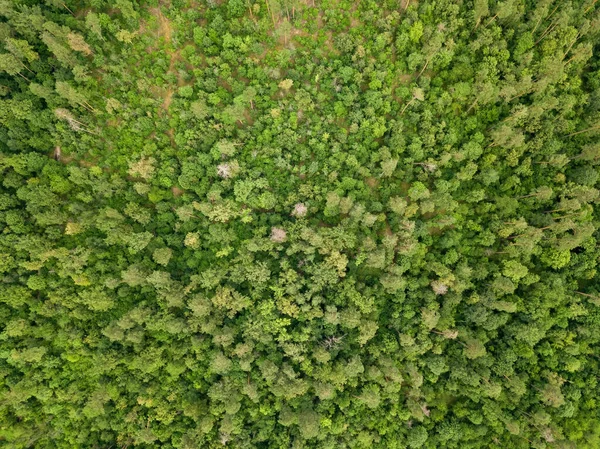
[{"xmin": 1, "ymin": 0, "xmax": 600, "ymax": 448}]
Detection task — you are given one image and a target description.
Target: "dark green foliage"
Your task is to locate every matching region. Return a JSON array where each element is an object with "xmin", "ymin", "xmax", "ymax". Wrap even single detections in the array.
[{"xmin": 1, "ymin": 0, "xmax": 600, "ymax": 448}]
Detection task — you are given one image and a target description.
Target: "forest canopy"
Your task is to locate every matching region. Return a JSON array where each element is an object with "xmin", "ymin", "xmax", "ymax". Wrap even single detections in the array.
[{"xmin": 1, "ymin": 0, "xmax": 600, "ymax": 448}]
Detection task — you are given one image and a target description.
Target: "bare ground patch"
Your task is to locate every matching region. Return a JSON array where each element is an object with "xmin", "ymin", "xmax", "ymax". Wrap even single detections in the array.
[
  {"xmin": 149, "ymin": 7, "xmax": 173, "ymax": 42},
  {"xmin": 365, "ymin": 176, "xmax": 380, "ymax": 188},
  {"xmin": 172, "ymin": 186, "xmax": 185, "ymax": 196},
  {"xmin": 162, "ymin": 89, "xmax": 174, "ymax": 112}
]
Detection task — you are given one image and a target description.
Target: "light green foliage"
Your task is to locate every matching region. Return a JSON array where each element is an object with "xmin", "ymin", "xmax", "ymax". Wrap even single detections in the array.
[
  {"xmin": 210, "ymin": 352, "xmax": 233, "ymax": 374},
  {"xmin": 409, "ymin": 22, "xmax": 424, "ymax": 43},
  {"xmin": 126, "ymin": 231, "xmax": 153, "ymax": 253},
  {"xmin": 464, "ymin": 338, "xmax": 487, "ymax": 360},
  {"xmin": 408, "ymin": 182, "xmax": 430, "ymax": 201},
  {"xmin": 153, "ymin": 247, "xmax": 173, "ymax": 266},
  {"xmin": 408, "ymin": 426, "xmax": 429, "ymax": 448},
  {"xmin": 540, "ymin": 248, "xmax": 572, "ymax": 269},
  {"xmin": 502, "ymin": 260, "xmax": 529, "ymax": 282},
  {"xmin": 297, "ymin": 408, "xmax": 320, "ymax": 439},
  {"xmin": 1, "ymin": 1, "xmax": 600, "ymax": 448}
]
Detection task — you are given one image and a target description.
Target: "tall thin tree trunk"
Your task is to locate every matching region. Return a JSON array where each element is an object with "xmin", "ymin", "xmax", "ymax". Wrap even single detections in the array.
[
  {"xmin": 265, "ymin": 0, "xmax": 276, "ymax": 27},
  {"xmin": 565, "ymin": 125, "xmax": 600, "ymax": 137}
]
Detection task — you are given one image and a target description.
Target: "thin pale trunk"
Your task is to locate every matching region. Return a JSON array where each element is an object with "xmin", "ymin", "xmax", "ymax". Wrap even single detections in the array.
[
  {"xmin": 535, "ymin": 22, "xmax": 557, "ymax": 46},
  {"xmin": 575, "ymin": 291, "xmax": 600, "ymax": 300},
  {"xmin": 508, "ymin": 85, "xmax": 535, "ymax": 102},
  {"xmin": 565, "ymin": 125, "xmax": 600, "ymax": 137},
  {"xmin": 247, "ymin": 0, "xmax": 255, "ymax": 20},
  {"xmin": 264, "ymin": 0, "xmax": 276, "ymax": 27},
  {"xmin": 584, "ymin": 0, "xmax": 598, "ymax": 14},
  {"xmin": 400, "ymin": 98, "xmax": 414, "ymax": 115},
  {"xmin": 79, "ymin": 126, "xmax": 98, "ymax": 136},
  {"xmin": 62, "ymin": 2, "xmax": 75, "ymax": 15},
  {"xmin": 69, "ymin": 117, "xmax": 89, "ymax": 128},
  {"xmin": 563, "ymin": 33, "xmax": 580, "ymax": 60},
  {"xmin": 532, "ymin": 4, "xmax": 559, "ymax": 34},
  {"xmin": 17, "ymin": 71, "xmax": 30, "ymax": 82},
  {"xmin": 507, "ymin": 92, "xmax": 526, "ymax": 103},
  {"xmin": 556, "ymin": 211, "xmax": 587, "ymax": 219},
  {"xmin": 545, "ymin": 206, "xmax": 579, "ymax": 213},
  {"xmin": 21, "ymin": 62, "xmax": 35, "ymax": 74},
  {"xmin": 466, "ymin": 98, "xmax": 478, "ymax": 114},
  {"xmin": 483, "ymin": 14, "xmax": 497, "ymax": 28},
  {"xmin": 79, "ymin": 102, "xmax": 95, "ymax": 113},
  {"xmin": 565, "ymin": 53, "xmax": 581, "ymax": 66},
  {"xmin": 416, "ymin": 58, "xmax": 430, "ymax": 79},
  {"xmin": 83, "ymin": 101, "xmax": 97, "ymax": 113}
]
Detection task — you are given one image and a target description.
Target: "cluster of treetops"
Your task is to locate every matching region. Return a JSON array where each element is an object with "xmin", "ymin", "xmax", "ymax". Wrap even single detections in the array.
[{"xmin": 1, "ymin": 0, "xmax": 600, "ymax": 447}]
